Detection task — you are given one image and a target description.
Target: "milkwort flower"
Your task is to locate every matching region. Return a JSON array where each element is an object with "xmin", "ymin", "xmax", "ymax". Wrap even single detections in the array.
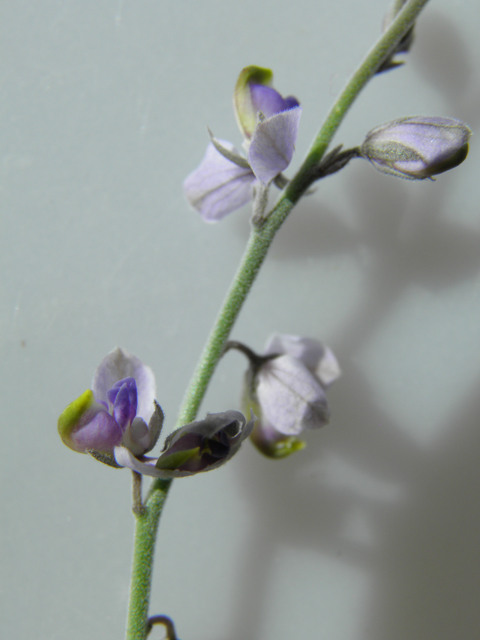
[
  {"xmin": 228, "ymin": 334, "xmax": 340, "ymax": 458},
  {"xmin": 183, "ymin": 66, "xmax": 302, "ymax": 222},
  {"xmin": 58, "ymin": 348, "xmax": 254, "ymax": 476},
  {"xmin": 58, "ymin": 348, "xmax": 163, "ymax": 466},
  {"xmin": 360, "ymin": 116, "xmax": 471, "ymax": 180}
]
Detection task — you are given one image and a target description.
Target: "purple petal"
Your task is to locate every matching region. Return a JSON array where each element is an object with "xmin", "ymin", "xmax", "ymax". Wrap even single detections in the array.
[
  {"xmin": 250, "ymin": 84, "xmax": 300, "ymax": 119},
  {"xmin": 248, "ymin": 107, "xmax": 302, "ymax": 184},
  {"xmin": 257, "ymin": 355, "xmax": 330, "ymax": 436},
  {"xmin": 184, "ymin": 141, "xmax": 256, "ymax": 222},
  {"xmin": 92, "ymin": 348, "xmax": 156, "ymax": 423},
  {"xmin": 70, "ymin": 410, "xmax": 123, "ymax": 454},
  {"xmin": 108, "ymin": 377, "xmax": 137, "ymax": 430}
]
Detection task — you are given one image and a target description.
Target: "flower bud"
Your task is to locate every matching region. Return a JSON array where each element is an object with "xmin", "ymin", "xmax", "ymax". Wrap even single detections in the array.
[{"xmin": 360, "ymin": 116, "xmax": 471, "ymax": 180}]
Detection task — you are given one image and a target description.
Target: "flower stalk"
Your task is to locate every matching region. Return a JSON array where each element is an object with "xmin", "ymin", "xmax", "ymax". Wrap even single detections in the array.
[{"xmin": 126, "ymin": 478, "xmax": 172, "ymax": 640}]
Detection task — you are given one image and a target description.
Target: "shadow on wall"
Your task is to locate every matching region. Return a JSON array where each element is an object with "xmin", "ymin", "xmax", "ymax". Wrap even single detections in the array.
[{"xmin": 223, "ymin": 11, "xmax": 480, "ymax": 640}]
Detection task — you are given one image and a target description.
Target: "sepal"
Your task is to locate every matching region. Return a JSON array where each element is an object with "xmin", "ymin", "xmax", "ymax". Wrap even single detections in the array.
[
  {"xmin": 233, "ymin": 66, "xmax": 274, "ymax": 139},
  {"xmin": 88, "ymin": 449, "xmax": 122, "ymax": 468}
]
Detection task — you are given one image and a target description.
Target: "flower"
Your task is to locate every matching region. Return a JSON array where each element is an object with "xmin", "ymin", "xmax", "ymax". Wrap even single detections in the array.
[
  {"xmin": 239, "ymin": 335, "xmax": 341, "ymax": 458},
  {"xmin": 183, "ymin": 66, "xmax": 302, "ymax": 222},
  {"xmin": 360, "ymin": 116, "xmax": 471, "ymax": 180},
  {"xmin": 58, "ymin": 348, "xmax": 163, "ymax": 465},
  {"xmin": 114, "ymin": 410, "xmax": 255, "ymax": 477},
  {"xmin": 58, "ymin": 349, "xmax": 254, "ymax": 476}
]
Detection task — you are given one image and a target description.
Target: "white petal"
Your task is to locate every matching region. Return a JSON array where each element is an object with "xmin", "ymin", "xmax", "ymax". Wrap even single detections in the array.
[
  {"xmin": 264, "ymin": 334, "xmax": 325, "ymax": 372},
  {"xmin": 316, "ymin": 346, "xmax": 341, "ymax": 387},
  {"xmin": 114, "ymin": 446, "xmax": 174, "ymax": 478},
  {"xmin": 257, "ymin": 355, "xmax": 329, "ymax": 436}
]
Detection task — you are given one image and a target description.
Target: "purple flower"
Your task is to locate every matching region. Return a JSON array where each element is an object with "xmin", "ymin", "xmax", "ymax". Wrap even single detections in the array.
[
  {"xmin": 184, "ymin": 66, "xmax": 302, "ymax": 222},
  {"xmin": 58, "ymin": 348, "xmax": 163, "ymax": 464},
  {"xmin": 58, "ymin": 349, "xmax": 254, "ymax": 476},
  {"xmin": 114, "ymin": 410, "xmax": 255, "ymax": 478},
  {"xmin": 360, "ymin": 116, "xmax": 471, "ymax": 180},
  {"xmin": 241, "ymin": 335, "xmax": 341, "ymax": 458}
]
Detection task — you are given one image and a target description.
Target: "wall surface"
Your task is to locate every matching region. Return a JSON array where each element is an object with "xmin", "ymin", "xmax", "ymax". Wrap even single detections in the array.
[{"xmin": 1, "ymin": 1, "xmax": 480, "ymax": 639}]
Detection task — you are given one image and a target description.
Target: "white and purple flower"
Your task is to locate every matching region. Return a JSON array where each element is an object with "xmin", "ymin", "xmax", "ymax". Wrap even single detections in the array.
[
  {"xmin": 183, "ymin": 66, "xmax": 302, "ymax": 222},
  {"xmin": 58, "ymin": 348, "xmax": 254, "ymax": 476},
  {"xmin": 239, "ymin": 334, "xmax": 341, "ymax": 458},
  {"xmin": 58, "ymin": 347, "xmax": 163, "ymax": 462}
]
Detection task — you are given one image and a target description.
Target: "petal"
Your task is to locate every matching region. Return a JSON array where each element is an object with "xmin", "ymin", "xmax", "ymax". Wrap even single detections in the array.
[
  {"xmin": 109, "ymin": 377, "xmax": 138, "ymax": 430},
  {"xmin": 122, "ymin": 417, "xmax": 150, "ymax": 456},
  {"xmin": 263, "ymin": 334, "xmax": 341, "ymax": 386},
  {"xmin": 114, "ymin": 446, "xmax": 174, "ymax": 478},
  {"xmin": 70, "ymin": 409, "xmax": 123, "ymax": 454},
  {"xmin": 58, "ymin": 389, "xmax": 123, "ymax": 454},
  {"xmin": 257, "ymin": 355, "xmax": 330, "ymax": 436},
  {"xmin": 248, "ymin": 107, "xmax": 302, "ymax": 184},
  {"xmin": 184, "ymin": 141, "xmax": 256, "ymax": 222},
  {"xmin": 249, "ymin": 84, "xmax": 300, "ymax": 119},
  {"xmin": 316, "ymin": 346, "xmax": 341, "ymax": 387},
  {"xmin": 264, "ymin": 334, "xmax": 326, "ymax": 372},
  {"xmin": 92, "ymin": 348, "xmax": 156, "ymax": 423}
]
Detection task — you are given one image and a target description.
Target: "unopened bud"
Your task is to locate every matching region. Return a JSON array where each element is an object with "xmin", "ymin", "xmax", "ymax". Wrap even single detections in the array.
[{"xmin": 360, "ymin": 116, "xmax": 471, "ymax": 180}]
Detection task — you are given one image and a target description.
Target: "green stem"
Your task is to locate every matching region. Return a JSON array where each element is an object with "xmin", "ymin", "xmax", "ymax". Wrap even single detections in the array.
[
  {"xmin": 124, "ymin": 1, "xmax": 430, "ymax": 637},
  {"xmin": 287, "ymin": 0, "xmax": 429, "ymax": 198},
  {"xmin": 125, "ymin": 478, "xmax": 172, "ymax": 640}
]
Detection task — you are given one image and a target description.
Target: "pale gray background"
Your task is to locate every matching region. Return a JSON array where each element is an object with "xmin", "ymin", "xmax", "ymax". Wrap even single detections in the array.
[{"xmin": 2, "ymin": 1, "xmax": 480, "ymax": 639}]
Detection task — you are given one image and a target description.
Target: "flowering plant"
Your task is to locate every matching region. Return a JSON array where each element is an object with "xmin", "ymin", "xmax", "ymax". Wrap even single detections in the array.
[{"xmin": 49, "ymin": 2, "xmax": 475, "ymax": 640}]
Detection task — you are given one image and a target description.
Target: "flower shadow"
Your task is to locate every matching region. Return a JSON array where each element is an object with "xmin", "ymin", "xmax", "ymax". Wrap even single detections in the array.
[{"xmin": 225, "ymin": 146, "xmax": 480, "ymax": 640}]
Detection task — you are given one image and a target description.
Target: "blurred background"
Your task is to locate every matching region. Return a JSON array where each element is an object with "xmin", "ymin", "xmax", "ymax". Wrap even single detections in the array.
[{"xmin": 1, "ymin": 1, "xmax": 480, "ymax": 638}]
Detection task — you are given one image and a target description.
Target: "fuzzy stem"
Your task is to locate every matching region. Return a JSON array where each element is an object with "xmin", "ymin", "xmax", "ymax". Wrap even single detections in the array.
[{"xmin": 125, "ymin": 478, "xmax": 172, "ymax": 640}]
